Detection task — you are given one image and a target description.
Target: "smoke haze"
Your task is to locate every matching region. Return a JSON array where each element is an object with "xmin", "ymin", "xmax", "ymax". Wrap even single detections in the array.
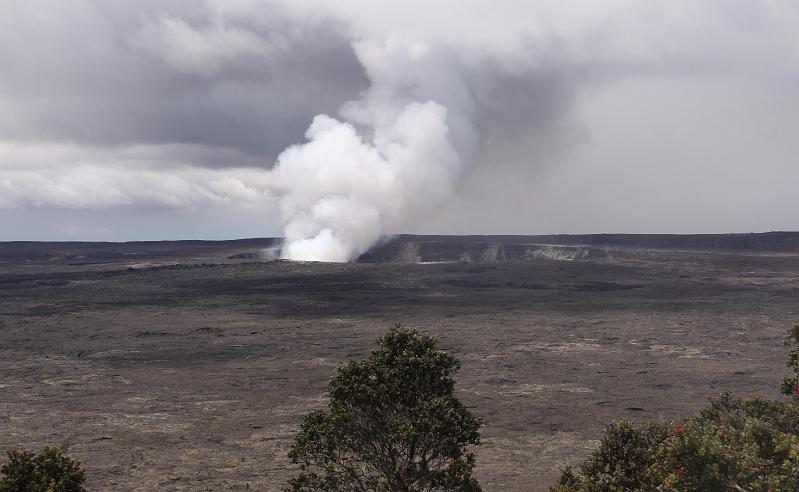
[{"xmin": 1, "ymin": 1, "xmax": 798, "ymax": 253}]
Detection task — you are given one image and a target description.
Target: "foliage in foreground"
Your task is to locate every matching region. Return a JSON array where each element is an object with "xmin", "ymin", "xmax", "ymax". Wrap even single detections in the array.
[
  {"xmin": 286, "ymin": 325, "xmax": 482, "ymax": 491},
  {"xmin": 553, "ymin": 325, "xmax": 799, "ymax": 491},
  {"xmin": 0, "ymin": 446, "xmax": 86, "ymax": 492}
]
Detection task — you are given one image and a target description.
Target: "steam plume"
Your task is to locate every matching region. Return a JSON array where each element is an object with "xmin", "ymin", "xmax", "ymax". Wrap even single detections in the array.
[{"xmin": 271, "ymin": 39, "xmax": 474, "ymax": 262}]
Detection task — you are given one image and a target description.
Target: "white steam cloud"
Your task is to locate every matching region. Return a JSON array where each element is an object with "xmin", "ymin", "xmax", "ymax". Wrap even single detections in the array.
[{"xmin": 270, "ymin": 39, "xmax": 471, "ymax": 262}]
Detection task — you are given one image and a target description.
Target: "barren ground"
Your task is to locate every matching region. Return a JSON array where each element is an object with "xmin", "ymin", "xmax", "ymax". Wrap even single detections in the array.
[{"xmin": 1, "ymin": 237, "xmax": 798, "ymax": 490}]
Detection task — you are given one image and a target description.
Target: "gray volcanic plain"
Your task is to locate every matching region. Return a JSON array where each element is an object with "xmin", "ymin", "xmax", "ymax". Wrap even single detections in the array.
[{"xmin": 1, "ymin": 233, "xmax": 798, "ymax": 490}]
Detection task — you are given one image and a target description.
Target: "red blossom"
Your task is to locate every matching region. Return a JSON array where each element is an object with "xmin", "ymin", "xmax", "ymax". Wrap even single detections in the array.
[
  {"xmin": 675, "ymin": 425, "xmax": 685, "ymax": 436},
  {"xmin": 675, "ymin": 466, "xmax": 685, "ymax": 476},
  {"xmin": 792, "ymin": 385, "xmax": 799, "ymax": 395}
]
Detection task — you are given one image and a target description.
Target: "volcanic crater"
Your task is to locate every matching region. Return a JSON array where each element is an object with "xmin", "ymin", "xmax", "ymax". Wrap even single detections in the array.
[{"xmin": 1, "ymin": 232, "xmax": 798, "ymax": 490}]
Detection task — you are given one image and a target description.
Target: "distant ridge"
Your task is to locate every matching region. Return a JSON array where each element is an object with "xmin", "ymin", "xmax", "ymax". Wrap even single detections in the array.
[
  {"xmin": 1, "ymin": 233, "xmax": 798, "ymax": 265},
  {"xmin": 384, "ymin": 231, "xmax": 799, "ymax": 252},
  {"xmin": 357, "ymin": 232, "xmax": 799, "ymax": 263}
]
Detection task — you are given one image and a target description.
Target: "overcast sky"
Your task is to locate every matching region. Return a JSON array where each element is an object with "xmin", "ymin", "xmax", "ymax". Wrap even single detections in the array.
[{"xmin": 1, "ymin": 0, "xmax": 797, "ymax": 241}]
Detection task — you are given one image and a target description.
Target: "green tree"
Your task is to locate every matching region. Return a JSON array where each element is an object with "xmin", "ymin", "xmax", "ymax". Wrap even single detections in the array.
[
  {"xmin": 554, "ymin": 326, "xmax": 799, "ymax": 491},
  {"xmin": 0, "ymin": 446, "xmax": 86, "ymax": 492},
  {"xmin": 553, "ymin": 420, "xmax": 672, "ymax": 491},
  {"xmin": 781, "ymin": 325, "xmax": 799, "ymax": 398},
  {"xmin": 286, "ymin": 325, "xmax": 482, "ymax": 491}
]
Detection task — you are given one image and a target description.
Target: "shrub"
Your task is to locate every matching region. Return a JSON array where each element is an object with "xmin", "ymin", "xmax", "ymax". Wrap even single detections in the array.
[
  {"xmin": 780, "ymin": 325, "xmax": 799, "ymax": 399},
  {"xmin": 653, "ymin": 394, "xmax": 799, "ymax": 491},
  {"xmin": 551, "ymin": 420, "xmax": 671, "ymax": 491},
  {"xmin": 554, "ymin": 325, "xmax": 799, "ymax": 491},
  {"xmin": 0, "ymin": 446, "xmax": 86, "ymax": 492},
  {"xmin": 556, "ymin": 402, "xmax": 799, "ymax": 492},
  {"xmin": 285, "ymin": 325, "xmax": 482, "ymax": 491}
]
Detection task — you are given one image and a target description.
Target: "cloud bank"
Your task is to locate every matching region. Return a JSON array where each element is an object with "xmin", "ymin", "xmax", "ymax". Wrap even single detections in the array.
[{"xmin": 1, "ymin": 1, "xmax": 798, "ymax": 250}]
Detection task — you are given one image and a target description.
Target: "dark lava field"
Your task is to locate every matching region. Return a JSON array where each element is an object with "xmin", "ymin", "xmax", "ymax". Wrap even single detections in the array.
[{"xmin": 1, "ymin": 233, "xmax": 798, "ymax": 490}]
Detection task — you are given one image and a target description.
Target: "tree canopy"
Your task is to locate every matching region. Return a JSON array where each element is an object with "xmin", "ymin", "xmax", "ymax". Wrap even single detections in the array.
[
  {"xmin": 0, "ymin": 446, "xmax": 86, "ymax": 492},
  {"xmin": 286, "ymin": 325, "xmax": 482, "ymax": 491}
]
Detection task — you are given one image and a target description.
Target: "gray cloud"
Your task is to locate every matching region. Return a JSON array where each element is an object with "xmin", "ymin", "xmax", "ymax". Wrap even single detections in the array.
[
  {"xmin": 0, "ymin": 0, "xmax": 366, "ymax": 161},
  {"xmin": 1, "ymin": 0, "xmax": 797, "ymax": 241}
]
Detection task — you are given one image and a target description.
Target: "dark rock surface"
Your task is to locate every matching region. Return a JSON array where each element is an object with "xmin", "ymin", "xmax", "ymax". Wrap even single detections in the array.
[{"xmin": 0, "ymin": 234, "xmax": 798, "ymax": 490}]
